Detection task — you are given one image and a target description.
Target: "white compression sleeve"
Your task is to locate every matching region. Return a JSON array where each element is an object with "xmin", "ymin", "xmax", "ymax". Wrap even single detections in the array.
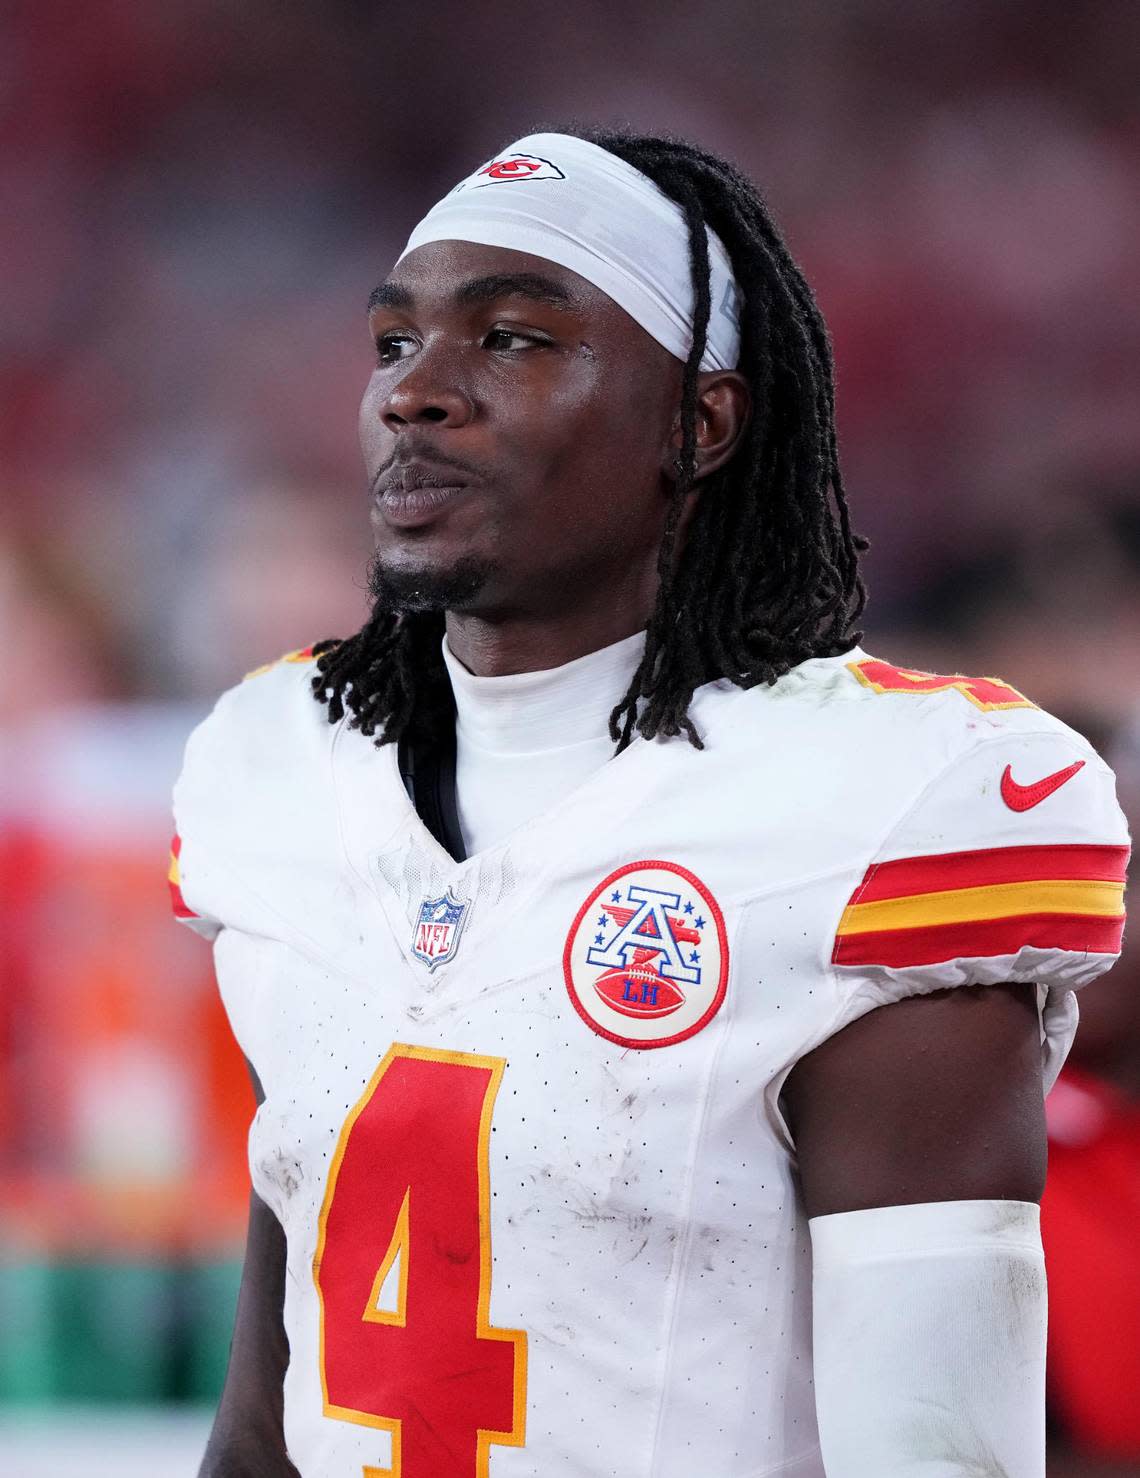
[{"xmin": 809, "ymin": 1200, "xmax": 1046, "ymax": 1477}]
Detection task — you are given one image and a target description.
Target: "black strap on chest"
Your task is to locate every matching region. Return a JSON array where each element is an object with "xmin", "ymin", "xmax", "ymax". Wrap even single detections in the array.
[{"xmin": 397, "ymin": 719, "xmax": 466, "ymax": 864}]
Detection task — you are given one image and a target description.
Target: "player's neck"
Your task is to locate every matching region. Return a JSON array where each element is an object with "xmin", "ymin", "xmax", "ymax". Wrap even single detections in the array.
[
  {"xmin": 444, "ymin": 601, "xmax": 650, "ymax": 678},
  {"xmin": 442, "ymin": 628, "xmax": 645, "ymax": 754}
]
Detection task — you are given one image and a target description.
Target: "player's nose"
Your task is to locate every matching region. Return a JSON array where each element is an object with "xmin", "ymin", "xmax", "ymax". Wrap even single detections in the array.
[{"xmin": 379, "ymin": 357, "xmax": 474, "ymax": 431}]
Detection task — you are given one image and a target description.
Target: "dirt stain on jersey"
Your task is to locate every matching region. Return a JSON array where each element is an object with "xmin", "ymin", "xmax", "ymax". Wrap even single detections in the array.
[
  {"xmin": 261, "ymin": 1147, "xmax": 305, "ymax": 1201},
  {"xmin": 898, "ymin": 1410, "xmax": 1011, "ymax": 1478}
]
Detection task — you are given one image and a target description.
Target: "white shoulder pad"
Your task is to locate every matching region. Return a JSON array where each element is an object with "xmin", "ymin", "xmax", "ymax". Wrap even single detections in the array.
[
  {"xmin": 170, "ymin": 646, "xmax": 322, "ymax": 938},
  {"xmin": 831, "ymin": 718, "xmax": 1129, "ymax": 996}
]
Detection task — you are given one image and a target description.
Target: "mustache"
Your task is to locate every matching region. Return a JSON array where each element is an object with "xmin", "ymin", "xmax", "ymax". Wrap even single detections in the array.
[{"xmin": 369, "ymin": 448, "xmax": 485, "ymax": 497}]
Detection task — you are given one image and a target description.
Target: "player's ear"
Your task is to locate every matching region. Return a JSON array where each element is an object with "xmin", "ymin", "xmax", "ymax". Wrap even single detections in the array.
[{"xmin": 664, "ymin": 370, "xmax": 752, "ymax": 486}]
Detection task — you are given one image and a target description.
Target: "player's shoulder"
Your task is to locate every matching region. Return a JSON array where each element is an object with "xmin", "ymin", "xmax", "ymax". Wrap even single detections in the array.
[
  {"xmin": 189, "ymin": 642, "xmax": 326, "ymax": 751},
  {"xmin": 230, "ymin": 641, "xmax": 325, "ymax": 716},
  {"xmin": 838, "ymin": 646, "xmax": 1118, "ymax": 799},
  {"xmin": 842, "ymin": 648, "xmax": 1062, "ymax": 732},
  {"xmin": 174, "ymin": 642, "xmax": 334, "ymax": 827},
  {"xmin": 832, "ymin": 644, "xmax": 1120, "ymax": 826},
  {"xmin": 697, "ymin": 642, "xmax": 1125, "ymax": 865},
  {"xmin": 242, "ymin": 643, "xmax": 324, "ymax": 685},
  {"xmin": 743, "ymin": 642, "xmax": 1103, "ymax": 767},
  {"xmin": 777, "ymin": 643, "xmax": 1060, "ymax": 728},
  {"xmin": 701, "ymin": 642, "xmax": 1098, "ymax": 771}
]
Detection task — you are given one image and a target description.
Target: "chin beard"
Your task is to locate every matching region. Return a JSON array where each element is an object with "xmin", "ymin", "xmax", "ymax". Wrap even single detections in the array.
[{"xmin": 367, "ymin": 551, "xmax": 492, "ymax": 614}]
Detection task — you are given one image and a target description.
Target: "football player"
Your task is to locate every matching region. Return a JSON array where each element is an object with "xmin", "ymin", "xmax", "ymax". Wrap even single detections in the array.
[{"xmin": 174, "ymin": 130, "xmax": 1129, "ymax": 1477}]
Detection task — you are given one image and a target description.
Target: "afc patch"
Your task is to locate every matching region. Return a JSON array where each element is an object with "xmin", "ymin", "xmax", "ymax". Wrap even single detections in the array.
[
  {"xmin": 563, "ymin": 861, "xmax": 729, "ymax": 1049},
  {"xmin": 411, "ymin": 888, "xmax": 469, "ymax": 971}
]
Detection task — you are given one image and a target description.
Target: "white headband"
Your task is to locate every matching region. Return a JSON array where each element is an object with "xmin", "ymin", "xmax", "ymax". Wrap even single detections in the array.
[{"xmin": 396, "ymin": 132, "xmax": 741, "ymax": 373}]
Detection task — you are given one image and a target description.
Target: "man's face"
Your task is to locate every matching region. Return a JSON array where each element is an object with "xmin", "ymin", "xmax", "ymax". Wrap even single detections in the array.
[{"xmin": 361, "ymin": 241, "xmax": 683, "ymax": 622}]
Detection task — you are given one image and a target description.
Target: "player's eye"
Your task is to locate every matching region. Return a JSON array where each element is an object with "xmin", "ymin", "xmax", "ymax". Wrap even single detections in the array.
[
  {"xmin": 374, "ymin": 333, "xmax": 418, "ymax": 365},
  {"xmin": 483, "ymin": 328, "xmax": 547, "ymax": 352}
]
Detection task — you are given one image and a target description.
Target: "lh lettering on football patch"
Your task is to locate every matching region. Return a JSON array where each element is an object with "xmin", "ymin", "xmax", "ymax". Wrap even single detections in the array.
[{"xmin": 564, "ymin": 861, "xmax": 729, "ymax": 1049}]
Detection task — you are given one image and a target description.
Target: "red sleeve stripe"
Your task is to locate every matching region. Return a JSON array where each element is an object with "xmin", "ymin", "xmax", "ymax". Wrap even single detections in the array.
[
  {"xmin": 170, "ymin": 880, "xmax": 198, "ymax": 920},
  {"xmin": 168, "ymin": 833, "xmax": 200, "ymax": 921},
  {"xmin": 833, "ymin": 911, "xmax": 1125, "ymax": 968},
  {"xmin": 852, "ymin": 843, "xmax": 1129, "ymax": 903}
]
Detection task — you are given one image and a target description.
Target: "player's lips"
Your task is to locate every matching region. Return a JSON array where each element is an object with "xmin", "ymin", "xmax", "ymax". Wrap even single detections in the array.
[
  {"xmin": 378, "ymin": 482, "xmax": 469, "ymax": 528},
  {"xmin": 373, "ymin": 459, "xmax": 478, "ymax": 529}
]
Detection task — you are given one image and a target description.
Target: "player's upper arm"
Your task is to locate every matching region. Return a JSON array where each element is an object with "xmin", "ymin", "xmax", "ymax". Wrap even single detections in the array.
[{"xmin": 785, "ymin": 981, "xmax": 1048, "ymax": 1216}]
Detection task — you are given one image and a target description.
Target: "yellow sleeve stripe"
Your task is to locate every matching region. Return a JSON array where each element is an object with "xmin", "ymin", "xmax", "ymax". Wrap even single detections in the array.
[{"xmin": 838, "ymin": 878, "xmax": 1125, "ymax": 936}]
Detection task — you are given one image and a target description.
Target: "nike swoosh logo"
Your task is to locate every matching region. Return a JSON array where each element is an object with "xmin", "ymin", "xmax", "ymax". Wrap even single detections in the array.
[{"xmin": 1000, "ymin": 758, "xmax": 1085, "ymax": 812}]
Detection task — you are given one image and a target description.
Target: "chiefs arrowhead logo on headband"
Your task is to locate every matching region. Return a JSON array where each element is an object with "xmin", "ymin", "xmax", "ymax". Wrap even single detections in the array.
[
  {"xmin": 409, "ymin": 131, "xmax": 741, "ymax": 371},
  {"xmin": 456, "ymin": 152, "xmax": 566, "ymax": 190}
]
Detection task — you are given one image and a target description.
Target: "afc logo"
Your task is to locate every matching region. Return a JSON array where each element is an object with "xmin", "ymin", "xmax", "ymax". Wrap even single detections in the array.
[
  {"xmin": 565, "ymin": 861, "xmax": 729, "ymax": 1050},
  {"xmin": 586, "ymin": 883, "xmax": 705, "ymax": 1001}
]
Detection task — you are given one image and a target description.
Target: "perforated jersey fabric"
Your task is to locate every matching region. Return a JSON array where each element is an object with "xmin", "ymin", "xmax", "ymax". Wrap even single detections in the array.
[{"xmin": 172, "ymin": 646, "xmax": 1128, "ymax": 1477}]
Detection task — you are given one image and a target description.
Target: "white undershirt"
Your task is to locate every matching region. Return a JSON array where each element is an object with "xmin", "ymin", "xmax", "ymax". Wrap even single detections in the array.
[{"xmin": 441, "ymin": 631, "xmax": 646, "ymax": 857}]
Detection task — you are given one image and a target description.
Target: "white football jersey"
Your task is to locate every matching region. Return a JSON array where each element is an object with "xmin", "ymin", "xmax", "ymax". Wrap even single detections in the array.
[{"xmin": 172, "ymin": 646, "xmax": 1128, "ymax": 1478}]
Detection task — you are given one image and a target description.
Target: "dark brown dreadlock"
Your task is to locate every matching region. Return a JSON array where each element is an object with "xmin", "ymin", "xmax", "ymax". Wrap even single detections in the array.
[{"xmin": 311, "ymin": 126, "xmax": 867, "ymax": 750}]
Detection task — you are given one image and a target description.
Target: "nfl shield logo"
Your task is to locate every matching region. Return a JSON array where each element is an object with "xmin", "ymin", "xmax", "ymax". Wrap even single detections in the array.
[{"xmin": 411, "ymin": 889, "xmax": 469, "ymax": 971}]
